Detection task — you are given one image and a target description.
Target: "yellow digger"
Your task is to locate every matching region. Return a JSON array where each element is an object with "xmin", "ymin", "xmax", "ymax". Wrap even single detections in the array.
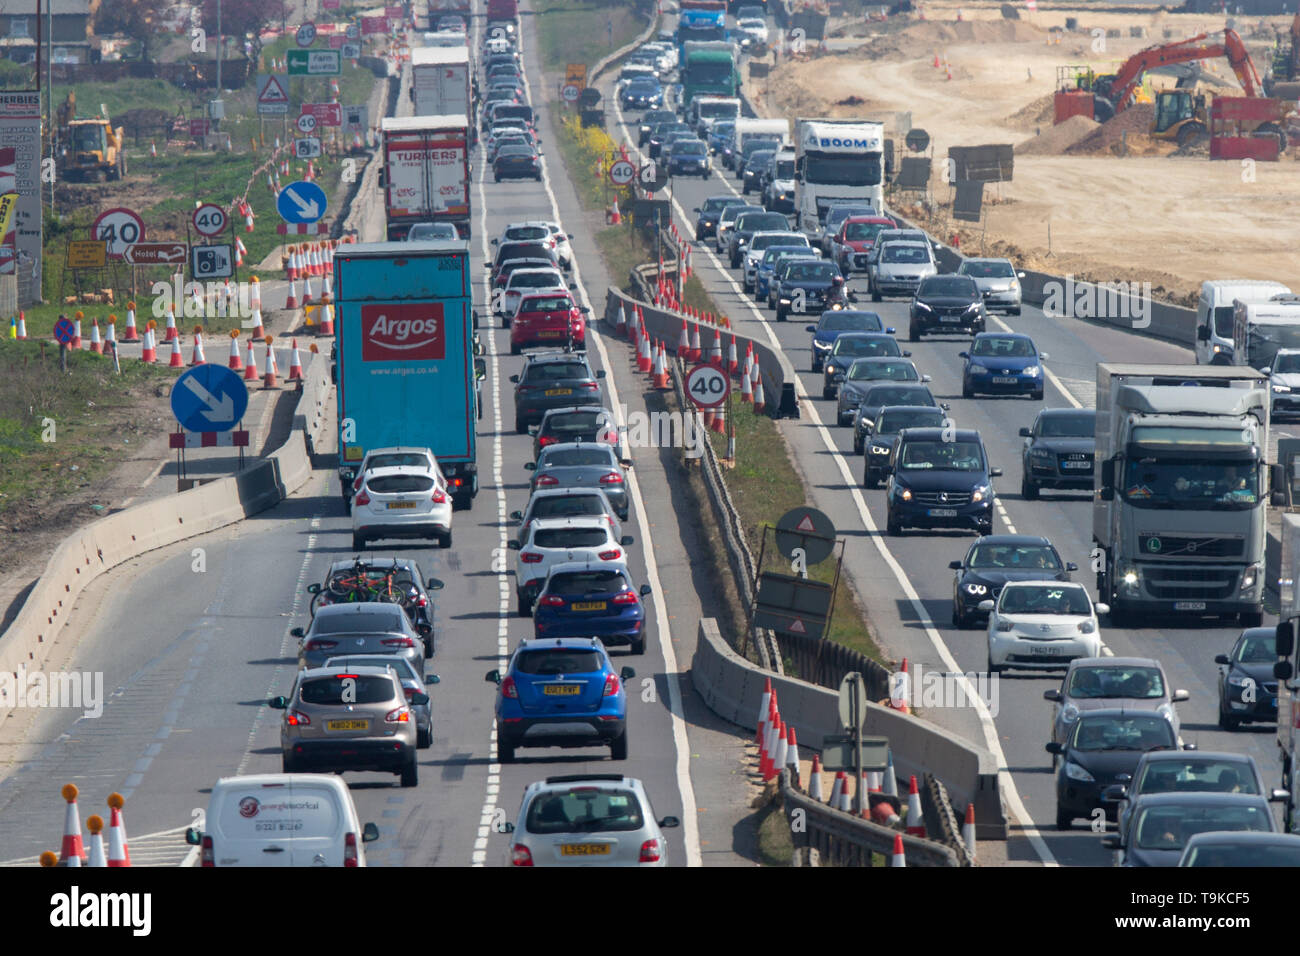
[{"xmin": 57, "ymin": 94, "xmax": 127, "ymax": 183}]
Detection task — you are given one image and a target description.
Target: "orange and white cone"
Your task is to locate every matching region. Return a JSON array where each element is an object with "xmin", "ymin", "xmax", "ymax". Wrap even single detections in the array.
[
  {"xmin": 838, "ymin": 773, "xmax": 853, "ymax": 812},
  {"xmin": 285, "ymin": 277, "xmax": 299, "ymax": 310},
  {"xmin": 769, "ymin": 719, "xmax": 787, "ymax": 781},
  {"xmin": 318, "ymin": 295, "xmax": 334, "ymax": 336},
  {"xmin": 59, "ymin": 784, "xmax": 86, "ymax": 866},
  {"xmin": 263, "ymin": 338, "xmax": 279, "ymax": 389},
  {"xmin": 756, "ymin": 677, "xmax": 771, "ymax": 745},
  {"xmin": 243, "ymin": 339, "xmax": 259, "ymax": 381},
  {"xmin": 728, "ymin": 335, "xmax": 738, "ymax": 376},
  {"xmin": 752, "ymin": 367, "xmax": 765, "ymax": 414},
  {"xmin": 688, "ymin": 323, "xmax": 701, "ymax": 363},
  {"xmin": 141, "ymin": 325, "xmax": 158, "ymax": 363},
  {"xmin": 740, "ymin": 364, "xmax": 753, "ymax": 403},
  {"xmin": 286, "ymin": 245, "xmax": 298, "ymax": 281},
  {"xmin": 165, "ymin": 304, "xmax": 180, "ymax": 341},
  {"xmin": 234, "ymin": 236, "xmax": 246, "ymax": 267},
  {"xmin": 88, "ymin": 319, "xmax": 103, "ymax": 354},
  {"xmin": 872, "ymin": 799, "xmax": 902, "ymax": 828},
  {"xmin": 287, "ymin": 339, "xmax": 304, "ymax": 379},
  {"xmin": 709, "ymin": 329, "xmax": 723, "ymax": 368},
  {"xmin": 72, "ymin": 314, "xmax": 83, "ymax": 349},
  {"xmin": 742, "ymin": 342, "xmax": 753, "ymax": 381},
  {"xmin": 227, "ymin": 331, "xmax": 243, "ymax": 369},
  {"xmin": 829, "ymin": 770, "xmax": 845, "ymax": 809},
  {"xmin": 106, "ymin": 793, "xmax": 130, "ymax": 867},
  {"xmin": 150, "ymin": 140, "xmax": 157, "ymax": 158},
  {"xmin": 15, "ymin": 309, "xmax": 26, "ymax": 339},
  {"xmin": 906, "ymin": 775, "xmax": 925, "ymax": 837},
  {"xmin": 302, "ymin": 272, "xmax": 315, "ymax": 306},
  {"xmin": 191, "ymin": 328, "xmax": 206, "ymax": 365},
  {"xmin": 785, "ymin": 726, "xmax": 800, "ymax": 784},
  {"xmin": 677, "ymin": 320, "xmax": 689, "ymax": 358},
  {"xmin": 85, "ymin": 815, "xmax": 107, "ymax": 867},
  {"xmin": 192, "ymin": 283, "xmax": 206, "ymax": 318},
  {"xmin": 710, "ymin": 396, "xmax": 726, "ymax": 435},
  {"xmin": 638, "ymin": 328, "xmax": 652, "ymax": 373},
  {"xmin": 963, "ymin": 803, "xmax": 977, "ymax": 860},
  {"xmin": 883, "ymin": 749, "xmax": 899, "ymax": 798},
  {"xmin": 809, "ymin": 754, "xmax": 824, "ymax": 801},
  {"xmin": 891, "ymin": 832, "xmax": 906, "ymax": 867},
  {"xmin": 104, "ymin": 317, "xmax": 116, "ymax": 350},
  {"xmin": 651, "ymin": 341, "xmax": 669, "ymax": 389},
  {"xmin": 167, "ymin": 335, "xmax": 184, "ymax": 368},
  {"xmin": 122, "ymin": 304, "xmax": 139, "ymax": 341}
]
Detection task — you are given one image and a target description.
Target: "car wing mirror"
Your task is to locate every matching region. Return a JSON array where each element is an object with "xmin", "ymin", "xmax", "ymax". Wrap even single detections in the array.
[
  {"xmin": 620, "ymin": 666, "xmax": 637, "ymax": 680},
  {"xmin": 362, "ymin": 822, "xmax": 380, "ymax": 843},
  {"xmin": 1043, "ymin": 688, "xmax": 1062, "ymax": 702},
  {"xmin": 805, "ymin": 325, "xmax": 817, "ymax": 333},
  {"xmin": 659, "ymin": 816, "xmax": 681, "ymax": 828},
  {"xmin": 989, "ymin": 467, "xmax": 1003, "ymax": 477},
  {"xmin": 485, "ymin": 670, "xmax": 502, "ymax": 684},
  {"xmin": 948, "ymin": 560, "xmax": 962, "ymax": 570},
  {"xmin": 978, "ymin": 599, "xmax": 995, "ymax": 612},
  {"xmin": 185, "ymin": 827, "xmax": 202, "ymax": 846},
  {"xmin": 509, "ymin": 374, "xmax": 519, "ymax": 383},
  {"xmin": 524, "ymin": 462, "xmax": 536, "ymax": 471},
  {"xmin": 509, "ymin": 510, "xmax": 524, "ymax": 521},
  {"xmin": 639, "ymin": 584, "xmax": 652, "ymax": 596},
  {"xmin": 426, "ymin": 577, "xmax": 445, "ymax": 590},
  {"xmin": 1172, "ymin": 689, "xmax": 1189, "ymax": 702},
  {"xmin": 1039, "ymin": 352, "xmax": 1050, "ymax": 361},
  {"xmin": 1065, "ymin": 562, "xmax": 1078, "ymax": 572},
  {"xmin": 290, "ymin": 627, "xmax": 304, "ymax": 638},
  {"xmin": 306, "ymin": 583, "xmax": 321, "ymax": 594},
  {"xmin": 508, "ymin": 540, "xmax": 521, "ymax": 550},
  {"xmin": 621, "ymin": 535, "xmax": 635, "ymax": 546},
  {"xmin": 412, "ymin": 693, "xmax": 430, "ymax": 706},
  {"xmin": 500, "ymin": 821, "xmax": 515, "ymax": 834},
  {"xmin": 1018, "ymin": 427, "xmax": 1031, "ymax": 437},
  {"xmin": 426, "ymin": 674, "xmax": 441, "ymax": 685},
  {"xmin": 596, "ymin": 370, "xmax": 606, "ymax": 378},
  {"xmin": 902, "ymin": 350, "xmax": 912, "ymax": 357},
  {"xmin": 1017, "ymin": 271, "xmax": 1026, "ymax": 278},
  {"xmin": 1045, "ymin": 742, "xmax": 1064, "ymax": 755},
  {"xmin": 268, "ymin": 696, "xmax": 289, "ymax": 709},
  {"xmin": 921, "ymin": 374, "xmax": 932, "ymax": 383},
  {"xmin": 958, "ymin": 351, "xmax": 969, "ymax": 359}
]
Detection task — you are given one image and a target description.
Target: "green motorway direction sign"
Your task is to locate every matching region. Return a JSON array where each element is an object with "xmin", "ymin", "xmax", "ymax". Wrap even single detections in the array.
[{"xmin": 287, "ymin": 49, "xmax": 341, "ymax": 75}]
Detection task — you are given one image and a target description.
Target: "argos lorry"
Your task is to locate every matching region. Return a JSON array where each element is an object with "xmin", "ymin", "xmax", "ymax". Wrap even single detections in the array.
[
  {"xmin": 1093, "ymin": 364, "xmax": 1276, "ymax": 627},
  {"xmin": 794, "ymin": 118, "xmax": 885, "ymax": 233},
  {"xmin": 380, "ymin": 116, "xmax": 471, "ymax": 241},
  {"xmin": 334, "ymin": 241, "xmax": 479, "ymax": 510}
]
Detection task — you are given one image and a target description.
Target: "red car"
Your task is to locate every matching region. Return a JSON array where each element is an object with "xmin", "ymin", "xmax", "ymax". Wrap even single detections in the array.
[
  {"xmin": 832, "ymin": 216, "xmax": 895, "ymax": 275},
  {"xmin": 510, "ymin": 293, "xmax": 588, "ymax": 354}
]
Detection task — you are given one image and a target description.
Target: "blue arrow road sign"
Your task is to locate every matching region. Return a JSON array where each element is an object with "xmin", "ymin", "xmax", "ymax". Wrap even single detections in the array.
[
  {"xmin": 276, "ymin": 180, "xmax": 328, "ymax": 224},
  {"xmin": 170, "ymin": 364, "xmax": 249, "ymax": 433}
]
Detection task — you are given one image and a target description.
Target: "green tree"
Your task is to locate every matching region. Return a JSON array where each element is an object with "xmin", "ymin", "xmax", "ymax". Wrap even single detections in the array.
[{"xmin": 95, "ymin": 0, "xmax": 171, "ymax": 63}]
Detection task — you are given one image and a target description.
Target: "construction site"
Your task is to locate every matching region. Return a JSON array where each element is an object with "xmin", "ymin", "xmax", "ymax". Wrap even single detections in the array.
[{"xmin": 746, "ymin": 1, "xmax": 1300, "ymax": 306}]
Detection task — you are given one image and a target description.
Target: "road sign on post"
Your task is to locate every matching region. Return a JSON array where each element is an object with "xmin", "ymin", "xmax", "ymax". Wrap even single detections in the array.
[
  {"xmin": 191, "ymin": 244, "xmax": 234, "ymax": 279},
  {"xmin": 91, "ymin": 207, "xmax": 145, "ymax": 260},
  {"xmin": 775, "ymin": 507, "xmax": 836, "ymax": 566},
  {"xmin": 685, "ymin": 364, "xmax": 729, "ymax": 409},
  {"xmin": 296, "ymin": 22, "xmax": 318, "ymax": 47},
  {"xmin": 171, "ymin": 365, "xmax": 249, "ymax": 433},
  {"xmin": 191, "ymin": 203, "xmax": 227, "ymax": 237},
  {"xmin": 561, "ymin": 84, "xmax": 580, "ymax": 103},
  {"xmin": 277, "ymin": 180, "xmax": 328, "ymax": 224},
  {"xmin": 609, "ymin": 159, "xmax": 635, "ymax": 186},
  {"xmin": 301, "ymin": 103, "xmax": 343, "ymax": 127},
  {"xmin": 838, "ymin": 671, "xmax": 869, "ymax": 813},
  {"xmin": 52, "ymin": 316, "xmax": 76, "ymax": 344},
  {"xmin": 294, "ymin": 137, "xmax": 323, "ymax": 159},
  {"xmin": 287, "ymin": 49, "xmax": 341, "ymax": 75},
  {"xmin": 66, "ymin": 240, "xmax": 107, "ymax": 269},
  {"xmin": 256, "ymin": 74, "xmax": 290, "ymax": 115},
  {"xmin": 124, "ymin": 242, "xmax": 187, "ymax": 266},
  {"xmin": 296, "ymin": 113, "xmax": 317, "ymax": 135}
]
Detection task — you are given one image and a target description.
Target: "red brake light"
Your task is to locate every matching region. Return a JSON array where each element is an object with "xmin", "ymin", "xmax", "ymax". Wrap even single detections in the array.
[
  {"xmin": 385, "ymin": 705, "xmax": 411, "ymax": 723},
  {"xmin": 286, "ymin": 709, "xmax": 311, "ymax": 726},
  {"xmin": 417, "ymin": 596, "xmax": 428, "ymax": 607},
  {"xmin": 536, "ymin": 474, "xmax": 559, "ymax": 486},
  {"xmin": 612, "ymin": 591, "xmax": 639, "ymax": 605},
  {"xmin": 598, "ymin": 549, "xmax": 622, "ymax": 560},
  {"xmin": 520, "ymin": 551, "xmax": 544, "ymax": 563},
  {"xmin": 538, "ymin": 435, "xmax": 558, "ymax": 447},
  {"xmin": 582, "ymin": 382, "xmax": 600, "ymax": 391},
  {"xmin": 539, "ymin": 594, "xmax": 566, "ymax": 607},
  {"xmin": 381, "ymin": 636, "xmax": 416, "ymax": 648},
  {"xmin": 432, "ymin": 488, "xmax": 448, "ymax": 504},
  {"xmin": 603, "ymin": 672, "xmax": 621, "ymax": 696},
  {"xmin": 344, "ymin": 832, "xmax": 359, "ymax": 867},
  {"xmin": 352, "ymin": 476, "xmax": 363, "ymax": 491},
  {"xmin": 599, "ymin": 472, "xmax": 624, "ymax": 484},
  {"xmin": 353, "ymin": 490, "xmax": 370, "ymax": 506},
  {"xmin": 305, "ymin": 639, "xmax": 338, "ymax": 651},
  {"xmin": 501, "ymin": 675, "xmax": 518, "ymax": 699},
  {"xmin": 201, "ymin": 835, "xmax": 214, "ymax": 867},
  {"xmin": 511, "ymin": 843, "xmax": 534, "ymax": 866},
  {"xmin": 639, "ymin": 838, "xmax": 662, "ymax": 863}
]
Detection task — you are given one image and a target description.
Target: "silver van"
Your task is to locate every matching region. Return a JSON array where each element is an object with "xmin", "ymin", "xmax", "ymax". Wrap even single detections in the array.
[{"xmin": 1195, "ymin": 279, "xmax": 1291, "ymax": 365}]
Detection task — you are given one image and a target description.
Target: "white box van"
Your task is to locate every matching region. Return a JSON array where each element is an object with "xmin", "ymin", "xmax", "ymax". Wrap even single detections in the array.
[
  {"xmin": 1196, "ymin": 279, "xmax": 1291, "ymax": 365},
  {"xmin": 186, "ymin": 774, "xmax": 379, "ymax": 867}
]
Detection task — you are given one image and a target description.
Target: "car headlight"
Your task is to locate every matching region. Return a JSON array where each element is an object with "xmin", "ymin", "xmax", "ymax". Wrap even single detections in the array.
[
  {"xmin": 1064, "ymin": 761, "xmax": 1095, "ymax": 783},
  {"xmin": 963, "ymin": 302, "xmax": 981, "ymax": 313},
  {"xmin": 1029, "ymin": 447, "xmax": 1052, "ymax": 459},
  {"xmin": 813, "ymin": 340, "xmax": 831, "ymax": 351},
  {"xmin": 1061, "ymin": 703, "xmax": 1079, "ymax": 724},
  {"xmin": 1274, "ymin": 384, "xmax": 1291, "ymax": 393},
  {"xmin": 964, "ymin": 583, "xmax": 988, "ymax": 595},
  {"xmin": 1023, "ymin": 365, "xmax": 1041, "ymax": 377},
  {"xmin": 1240, "ymin": 562, "xmax": 1261, "ymax": 591},
  {"xmin": 913, "ymin": 301, "xmax": 932, "ymax": 312},
  {"xmin": 895, "ymin": 486, "xmax": 912, "ymax": 502},
  {"xmin": 1009, "ymin": 278, "xmax": 1020, "ymax": 290},
  {"xmin": 1077, "ymin": 619, "xmax": 1096, "ymax": 634},
  {"xmin": 1157, "ymin": 703, "xmax": 1175, "ymax": 722},
  {"xmin": 971, "ymin": 483, "xmax": 990, "ymax": 503},
  {"xmin": 1227, "ymin": 672, "xmax": 1250, "ymax": 687},
  {"xmin": 870, "ymin": 444, "xmax": 891, "ymax": 456},
  {"xmin": 737, "ymin": 237, "xmax": 747, "ymax": 245},
  {"xmin": 1118, "ymin": 564, "xmax": 1140, "ymax": 593},
  {"xmin": 995, "ymin": 618, "xmax": 1016, "ymax": 632}
]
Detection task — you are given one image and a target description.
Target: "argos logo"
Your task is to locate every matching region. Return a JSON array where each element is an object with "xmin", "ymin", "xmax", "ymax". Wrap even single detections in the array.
[{"xmin": 361, "ymin": 303, "xmax": 446, "ymax": 361}]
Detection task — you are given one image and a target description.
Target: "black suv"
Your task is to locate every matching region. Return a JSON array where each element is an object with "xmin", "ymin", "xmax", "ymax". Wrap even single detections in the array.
[
  {"xmin": 695, "ymin": 195, "xmax": 738, "ymax": 240},
  {"xmin": 511, "ymin": 351, "xmax": 606, "ymax": 433},
  {"xmin": 885, "ymin": 428, "xmax": 1001, "ymax": 536},
  {"xmin": 860, "ymin": 404, "xmax": 946, "ymax": 478},
  {"xmin": 853, "ymin": 384, "xmax": 942, "ymax": 459},
  {"xmin": 727, "ymin": 210, "xmax": 790, "ymax": 268},
  {"xmin": 909, "ymin": 274, "xmax": 986, "ymax": 340},
  {"xmin": 1019, "ymin": 408, "xmax": 1097, "ymax": 499}
]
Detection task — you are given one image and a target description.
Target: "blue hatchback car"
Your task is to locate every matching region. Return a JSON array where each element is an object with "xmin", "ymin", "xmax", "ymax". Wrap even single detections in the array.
[
  {"xmin": 532, "ymin": 560, "xmax": 653, "ymax": 654},
  {"xmin": 960, "ymin": 332, "xmax": 1047, "ymax": 400},
  {"xmin": 805, "ymin": 309, "xmax": 893, "ymax": 373},
  {"xmin": 486, "ymin": 637, "xmax": 635, "ymax": 762}
]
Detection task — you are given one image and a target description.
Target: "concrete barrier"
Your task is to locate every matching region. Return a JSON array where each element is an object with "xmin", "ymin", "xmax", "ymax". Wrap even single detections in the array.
[
  {"xmin": 692, "ymin": 619, "xmax": 1007, "ymax": 839},
  {"xmin": 0, "ymin": 358, "xmax": 333, "ymax": 727}
]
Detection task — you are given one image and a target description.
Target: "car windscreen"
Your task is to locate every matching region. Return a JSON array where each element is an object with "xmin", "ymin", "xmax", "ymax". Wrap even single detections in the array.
[
  {"xmin": 531, "ymin": 496, "xmax": 604, "ymax": 518},
  {"xmin": 368, "ymin": 453, "xmax": 429, "ymax": 470},
  {"xmin": 864, "ymin": 386, "xmax": 932, "ymax": 407},
  {"xmin": 1038, "ymin": 413, "xmax": 1096, "ymax": 438},
  {"xmin": 1273, "ymin": 352, "xmax": 1300, "ymax": 374},
  {"xmin": 325, "ymin": 656, "xmax": 420, "ymax": 682},
  {"xmin": 972, "ymin": 336, "xmax": 1035, "ymax": 357},
  {"xmin": 520, "ymin": 297, "xmax": 573, "ymax": 312},
  {"xmin": 545, "ymin": 412, "xmax": 605, "ymax": 432},
  {"xmin": 514, "ymin": 649, "xmax": 605, "ymax": 675},
  {"xmin": 499, "ymin": 243, "xmax": 549, "ymax": 261},
  {"xmin": 877, "ymin": 409, "xmax": 944, "ymax": 433},
  {"xmin": 701, "ymin": 196, "xmax": 733, "ymax": 213},
  {"xmin": 919, "ymin": 276, "xmax": 978, "ymax": 297},
  {"xmin": 540, "ymin": 449, "xmax": 616, "ymax": 468},
  {"xmin": 998, "ymin": 586, "xmax": 1092, "ymax": 616},
  {"xmin": 506, "ymin": 226, "xmax": 548, "ymax": 241},
  {"xmin": 822, "ymin": 312, "xmax": 883, "ymax": 332},
  {"xmin": 737, "ymin": 214, "xmax": 786, "ymax": 233},
  {"xmin": 844, "ymin": 221, "xmax": 886, "ymax": 241},
  {"xmin": 775, "ymin": 160, "xmax": 795, "ymax": 178},
  {"xmin": 525, "ymin": 362, "xmax": 590, "ymax": 380},
  {"xmin": 1236, "ymin": 631, "xmax": 1277, "ymax": 662},
  {"xmin": 497, "ymin": 146, "xmax": 536, "ymax": 159},
  {"xmin": 1135, "ymin": 804, "xmax": 1272, "ymax": 850},
  {"xmin": 408, "ymin": 223, "xmax": 457, "ymax": 240},
  {"xmin": 882, "ymin": 244, "xmax": 929, "ymax": 263},
  {"xmin": 836, "ymin": 337, "xmax": 898, "ymax": 357},
  {"xmin": 511, "ymin": 272, "xmax": 563, "ymax": 289},
  {"xmin": 968, "ymin": 543, "xmax": 1061, "ymax": 571},
  {"xmin": 300, "ymin": 675, "xmax": 395, "ymax": 705},
  {"xmin": 675, "ymin": 141, "xmax": 706, "ymax": 154},
  {"xmin": 962, "ymin": 261, "xmax": 1016, "ymax": 278},
  {"xmin": 313, "ymin": 611, "xmax": 406, "ymax": 634},
  {"xmin": 525, "ymin": 788, "xmax": 645, "ymax": 834},
  {"xmin": 827, "ymin": 206, "xmax": 875, "ymax": 226},
  {"xmin": 1183, "ymin": 841, "xmax": 1300, "ymax": 867},
  {"xmin": 1135, "ymin": 759, "xmax": 1260, "ymax": 796},
  {"xmin": 789, "ymin": 262, "xmax": 837, "ymax": 281},
  {"xmin": 1066, "ymin": 665, "xmax": 1165, "ymax": 699},
  {"xmin": 898, "ymin": 440, "xmax": 984, "ymax": 471},
  {"xmin": 548, "ymin": 570, "xmax": 627, "ymax": 593},
  {"xmin": 366, "ymin": 474, "xmax": 435, "ymax": 494},
  {"xmin": 847, "ymin": 361, "xmax": 917, "ymax": 382},
  {"xmin": 534, "ymin": 528, "xmax": 611, "ymax": 549},
  {"xmin": 1071, "ymin": 714, "xmax": 1176, "ymax": 752}
]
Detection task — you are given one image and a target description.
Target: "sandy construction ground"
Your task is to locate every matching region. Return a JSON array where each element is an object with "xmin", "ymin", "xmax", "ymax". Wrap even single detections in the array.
[{"xmin": 747, "ymin": 4, "xmax": 1300, "ymax": 306}]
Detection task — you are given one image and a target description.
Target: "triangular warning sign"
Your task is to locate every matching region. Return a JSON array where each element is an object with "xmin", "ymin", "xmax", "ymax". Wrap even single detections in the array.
[
  {"xmin": 788, "ymin": 618, "xmax": 807, "ymax": 634},
  {"xmin": 795, "ymin": 513, "xmax": 816, "ymax": 533},
  {"xmin": 259, "ymin": 76, "xmax": 289, "ymax": 104}
]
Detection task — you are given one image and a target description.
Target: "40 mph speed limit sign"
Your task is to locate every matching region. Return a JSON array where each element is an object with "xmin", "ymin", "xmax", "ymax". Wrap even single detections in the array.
[
  {"xmin": 686, "ymin": 364, "xmax": 730, "ymax": 409},
  {"xmin": 608, "ymin": 159, "xmax": 635, "ymax": 186}
]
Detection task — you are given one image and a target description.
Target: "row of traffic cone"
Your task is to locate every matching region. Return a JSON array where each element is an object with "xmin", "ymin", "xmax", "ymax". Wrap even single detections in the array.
[{"xmin": 42, "ymin": 784, "xmax": 130, "ymax": 867}]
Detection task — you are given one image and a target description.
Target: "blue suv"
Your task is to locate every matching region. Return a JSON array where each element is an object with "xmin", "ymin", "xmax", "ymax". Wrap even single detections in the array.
[
  {"xmin": 533, "ymin": 560, "xmax": 652, "ymax": 654},
  {"xmin": 960, "ymin": 332, "xmax": 1047, "ymax": 400},
  {"xmin": 486, "ymin": 637, "xmax": 635, "ymax": 762}
]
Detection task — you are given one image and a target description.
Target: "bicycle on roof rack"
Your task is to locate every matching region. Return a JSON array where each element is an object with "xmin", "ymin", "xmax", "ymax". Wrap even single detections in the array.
[{"xmin": 307, "ymin": 558, "xmax": 418, "ymax": 617}]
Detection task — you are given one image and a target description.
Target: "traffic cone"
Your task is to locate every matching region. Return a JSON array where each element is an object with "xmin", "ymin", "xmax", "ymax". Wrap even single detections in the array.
[
  {"xmin": 785, "ymin": 727, "xmax": 800, "ymax": 784},
  {"xmin": 809, "ymin": 754, "xmax": 824, "ymax": 802},
  {"xmin": 710, "ymin": 397, "xmax": 726, "ymax": 435},
  {"xmin": 150, "ymin": 140, "xmax": 157, "ymax": 158},
  {"xmin": 72, "ymin": 312, "xmax": 83, "ymax": 349},
  {"xmin": 235, "ymin": 236, "xmax": 247, "ymax": 268},
  {"xmin": 191, "ymin": 284, "xmax": 205, "ymax": 319},
  {"xmin": 963, "ymin": 803, "xmax": 977, "ymax": 860},
  {"xmin": 287, "ymin": 339, "xmax": 304, "ymax": 379},
  {"xmin": 227, "ymin": 331, "xmax": 243, "ymax": 369},
  {"xmin": 85, "ymin": 815, "xmax": 107, "ymax": 867},
  {"xmin": 263, "ymin": 338, "xmax": 279, "ymax": 389},
  {"xmin": 88, "ymin": 318, "xmax": 102, "ymax": 354},
  {"xmin": 770, "ymin": 719, "xmax": 788, "ymax": 782},
  {"xmin": 244, "ymin": 201, "xmax": 255, "ymax": 233},
  {"xmin": 613, "ymin": 302, "xmax": 626, "ymax": 338},
  {"xmin": 728, "ymin": 335, "xmax": 738, "ymax": 376},
  {"xmin": 838, "ymin": 773, "xmax": 853, "ymax": 812},
  {"xmin": 167, "ymin": 335, "xmax": 184, "ymax": 368},
  {"xmin": 677, "ymin": 320, "xmax": 689, "ymax": 357},
  {"xmin": 104, "ymin": 316, "xmax": 116, "ymax": 350},
  {"xmin": 883, "ymin": 749, "xmax": 899, "ymax": 798},
  {"xmin": 59, "ymin": 784, "xmax": 86, "ymax": 866},
  {"xmin": 933, "ymin": 49, "xmax": 940, "ymax": 67},
  {"xmin": 752, "ymin": 367, "xmax": 765, "ymax": 414},
  {"xmin": 756, "ymin": 677, "xmax": 771, "ymax": 745},
  {"xmin": 302, "ymin": 271, "xmax": 315, "ymax": 306},
  {"xmin": 891, "ymin": 833, "xmax": 906, "ymax": 867},
  {"xmin": 249, "ymin": 306, "xmax": 265, "ymax": 340},
  {"xmin": 106, "ymin": 793, "xmax": 130, "ymax": 867},
  {"xmin": 740, "ymin": 364, "xmax": 753, "ymax": 403},
  {"xmin": 285, "ymin": 277, "xmax": 299, "ymax": 310},
  {"xmin": 141, "ymin": 324, "xmax": 157, "ymax": 363},
  {"xmin": 122, "ymin": 303, "xmax": 138, "ymax": 340},
  {"xmin": 869, "ymin": 771, "xmax": 882, "ymax": 793},
  {"xmin": 286, "ymin": 244, "xmax": 298, "ymax": 281},
  {"xmin": 15, "ymin": 309, "xmax": 26, "ymax": 339},
  {"xmin": 905, "ymin": 775, "xmax": 925, "ymax": 837},
  {"xmin": 758, "ymin": 719, "xmax": 771, "ymax": 779},
  {"xmin": 689, "ymin": 323, "xmax": 701, "ymax": 363},
  {"xmin": 651, "ymin": 341, "xmax": 669, "ymax": 389},
  {"xmin": 703, "ymin": 405, "xmax": 716, "ymax": 431},
  {"xmin": 828, "ymin": 770, "xmax": 845, "ymax": 808},
  {"xmin": 872, "ymin": 798, "xmax": 901, "ymax": 828},
  {"xmin": 638, "ymin": 328, "xmax": 652, "ymax": 373},
  {"xmin": 191, "ymin": 328, "xmax": 206, "ymax": 365},
  {"xmin": 163, "ymin": 303, "xmax": 178, "ymax": 341},
  {"xmin": 318, "ymin": 295, "xmax": 334, "ymax": 336},
  {"xmin": 709, "ymin": 329, "xmax": 722, "ymax": 368},
  {"xmin": 243, "ymin": 338, "xmax": 259, "ymax": 381},
  {"xmin": 609, "ymin": 197, "xmax": 620, "ymax": 224}
]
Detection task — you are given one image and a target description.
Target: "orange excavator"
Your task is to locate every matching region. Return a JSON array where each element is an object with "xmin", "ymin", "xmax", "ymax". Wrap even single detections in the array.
[{"xmin": 1087, "ymin": 29, "xmax": 1288, "ymax": 148}]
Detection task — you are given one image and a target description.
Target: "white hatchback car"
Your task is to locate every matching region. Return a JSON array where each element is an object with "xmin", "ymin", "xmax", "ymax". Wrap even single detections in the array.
[
  {"xmin": 499, "ymin": 267, "xmax": 569, "ymax": 325},
  {"xmin": 352, "ymin": 466, "xmax": 453, "ymax": 550},
  {"xmin": 983, "ymin": 581, "xmax": 1107, "ymax": 674},
  {"xmin": 343, "ymin": 446, "xmax": 442, "ymax": 509},
  {"xmin": 510, "ymin": 516, "xmax": 635, "ymax": 616},
  {"xmin": 502, "ymin": 774, "xmax": 680, "ymax": 867}
]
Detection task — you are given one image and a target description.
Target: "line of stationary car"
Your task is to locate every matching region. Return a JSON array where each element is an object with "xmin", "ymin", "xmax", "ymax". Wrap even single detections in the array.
[{"xmin": 613, "ymin": 63, "xmax": 1300, "ymax": 862}]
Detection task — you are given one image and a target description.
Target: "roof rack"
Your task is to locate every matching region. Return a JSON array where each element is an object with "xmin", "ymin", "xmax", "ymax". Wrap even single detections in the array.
[{"xmin": 545, "ymin": 774, "xmax": 626, "ymax": 784}]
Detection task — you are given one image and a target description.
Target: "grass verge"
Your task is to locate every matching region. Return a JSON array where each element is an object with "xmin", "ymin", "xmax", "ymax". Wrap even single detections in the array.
[
  {"xmin": 755, "ymin": 799, "xmax": 793, "ymax": 866},
  {"xmin": 530, "ymin": 0, "xmax": 654, "ymax": 75}
]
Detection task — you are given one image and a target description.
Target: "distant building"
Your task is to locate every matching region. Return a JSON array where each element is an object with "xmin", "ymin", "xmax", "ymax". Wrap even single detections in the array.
[{"xmin": 0, "ymin": 0, "xmax": 101, "ymax": 64}]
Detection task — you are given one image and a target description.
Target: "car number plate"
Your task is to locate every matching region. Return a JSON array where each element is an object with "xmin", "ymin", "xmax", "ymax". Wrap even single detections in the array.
[
  {"xmin": 571, "ymin": 601, "xmax": 608, "ymax": 611},
  {"xmin": 1035, "ymin": 645, "xmax": 1062, "ymax": 655},
  {"xmin": 539, "ymin": 330, "xmax": 564, "ymax": 337},
  {"xmin": 928, "ymin": 508, "xmax": 959, "ymax": 517},
  {"xmin": 387, "ymin": 501, "xmax": 417, "ymax": 509},
  {"xmin": 992, "ymin": 376, "xmax": 1019, "ymax": 384},
  {"xmin": 327, "ymin": 719, "xmax": 369, "ymax": 731},
  {"xmin": 543, "ymin": 684, "xmax": 581, "ymax": 696},
  {"xmin": 1061, "ymin": 461, "xmax": 1092, "ymax": 470},
  {"xmin": 1174, "ymin": 601, "xmax": 1207, "ymax": 611},
  {"xmin": 560, "ymin": 843, "xmax": 610, "ymax": 856},
  {"xmin": 545, "ymin": 388, "xmax": 573, "ymax": 396},
  {"xmin": 939, "ymin": 315, "xmax": 962, "ymax": 323}
]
